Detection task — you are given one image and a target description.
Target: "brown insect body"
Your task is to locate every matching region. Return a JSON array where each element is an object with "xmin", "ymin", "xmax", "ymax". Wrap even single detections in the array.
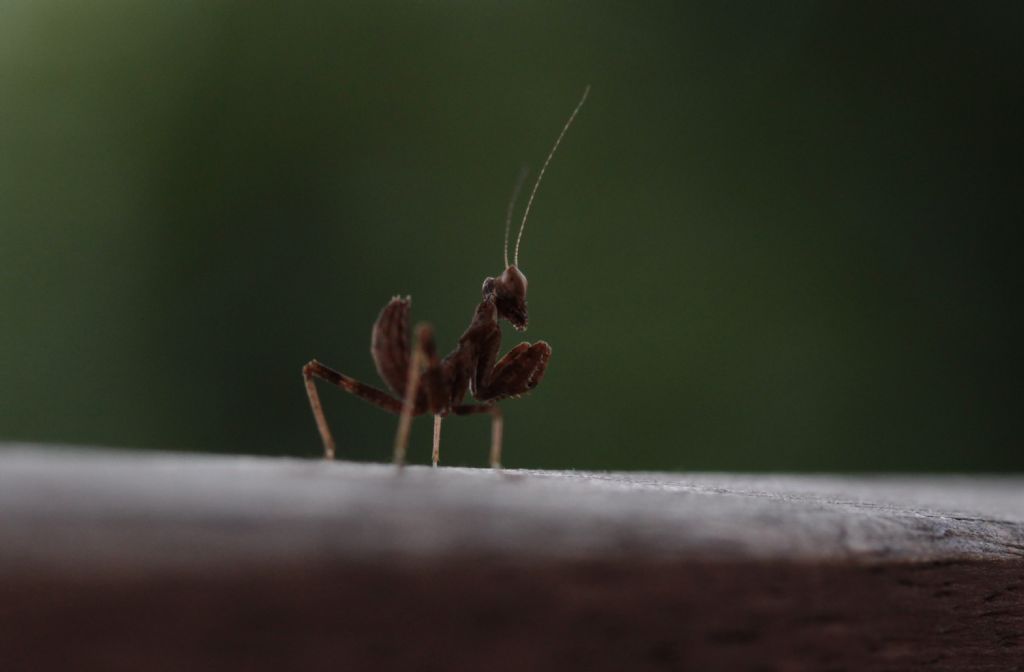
[
  {"xmin": 303, "ymin": 88, "xmax": 588, "ymax": 468},
  {"xmin": 370, "ymin": 266, "xmax": 547, "ymax": 418}
]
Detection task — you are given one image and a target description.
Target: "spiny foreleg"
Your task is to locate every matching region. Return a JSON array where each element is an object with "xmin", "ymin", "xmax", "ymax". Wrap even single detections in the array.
[{"xmin": 476, "ymin": 341, "xmax": 551, "ymax": 402}]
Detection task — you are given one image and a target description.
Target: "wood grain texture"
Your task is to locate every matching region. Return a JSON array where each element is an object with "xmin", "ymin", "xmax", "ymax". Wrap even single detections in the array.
[{"xmin": 1, "ymin": 444, "xmax": 1021, "ymax": 671}]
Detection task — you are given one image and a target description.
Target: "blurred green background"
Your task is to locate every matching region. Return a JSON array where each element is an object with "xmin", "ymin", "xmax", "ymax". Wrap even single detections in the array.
[{"xmin": 2, "ymin": 2, "xmax": 1021, "ymax": 471}]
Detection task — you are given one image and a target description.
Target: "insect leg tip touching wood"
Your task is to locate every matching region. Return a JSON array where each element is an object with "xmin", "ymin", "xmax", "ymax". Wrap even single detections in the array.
[{"xmin": 302, "ymin": 87, "xmax": 589, "ymax": 467}]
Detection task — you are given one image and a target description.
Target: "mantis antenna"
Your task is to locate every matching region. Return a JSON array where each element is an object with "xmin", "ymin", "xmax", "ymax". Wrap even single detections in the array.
[
  {"xmin": 503, "ymin": 165, "xmax": 530, "ymax": 269},
  {"xmin": 513, "ymin": 85, "xmax": 590, "ymax": 268}
]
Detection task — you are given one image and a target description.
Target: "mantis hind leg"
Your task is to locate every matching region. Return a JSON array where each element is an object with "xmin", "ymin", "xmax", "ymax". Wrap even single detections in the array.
[{"xmin": 302, "ymin": 360, "xmax": 403, "ymax": 460}]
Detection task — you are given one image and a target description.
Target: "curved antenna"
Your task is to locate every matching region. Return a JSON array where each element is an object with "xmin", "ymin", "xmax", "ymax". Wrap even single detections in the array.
[
  {"xmin": 503, "ymin": 165, "xmax": 530, "ymax": 269},
  {"xmin": 513, "ymin": 85, "xmax": 590, "ymax": 267}
]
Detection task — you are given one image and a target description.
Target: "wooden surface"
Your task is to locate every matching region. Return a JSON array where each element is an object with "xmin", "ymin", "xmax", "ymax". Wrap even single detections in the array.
[{"xmin": 1, "ymin": 444, "xmax": 1022, "ymax": 671}]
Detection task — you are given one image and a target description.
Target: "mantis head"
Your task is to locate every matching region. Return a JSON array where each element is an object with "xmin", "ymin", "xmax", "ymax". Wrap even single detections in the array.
[{"xmin": 482, "ymin": 265, "xmax": 529, "ymax": 331}]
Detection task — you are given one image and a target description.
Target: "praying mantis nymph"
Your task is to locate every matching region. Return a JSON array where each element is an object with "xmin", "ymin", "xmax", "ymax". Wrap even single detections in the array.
[{"xmin": 303, "ymin": 86, "xmax": 589, "ymax": 468}]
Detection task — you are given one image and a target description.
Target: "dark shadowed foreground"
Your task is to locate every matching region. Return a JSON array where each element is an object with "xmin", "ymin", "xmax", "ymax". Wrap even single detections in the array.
[{"xmin": 1, "ymin": 445, "xmax": 1021, "ymax": 671}]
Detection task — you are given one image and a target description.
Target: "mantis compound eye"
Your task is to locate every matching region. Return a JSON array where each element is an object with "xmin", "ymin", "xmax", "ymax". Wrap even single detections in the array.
[
  {"xmin": 500, "ymin": 266, "xmax": 528, "ymax": 296},
  {"xmin": 481, "ymin": 277, "xmax": 496, "ymax": 298}
]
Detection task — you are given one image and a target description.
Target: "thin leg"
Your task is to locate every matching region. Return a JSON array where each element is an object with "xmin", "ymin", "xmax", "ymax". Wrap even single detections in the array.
[
  {"xmin": 452, "ymin": 403, "xmax": 504, "ymax": 469},
  {"xmin": 432, "ymin": 414, "xmax": 443, "ymax": 467},
  {"xmin": 392, "ymin": 330, "xmax": 426, "ymax": 467},
  {"xmin": 303, "ymin": 359, "xmax": 402, "ymax": 460},
  {"xmin": 489, "ymin": 406, "xmax": 503, "ymax": 469},
  {"xmin": 392, "ymin": 322, "xmax": 445, "ymax": 467}
]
